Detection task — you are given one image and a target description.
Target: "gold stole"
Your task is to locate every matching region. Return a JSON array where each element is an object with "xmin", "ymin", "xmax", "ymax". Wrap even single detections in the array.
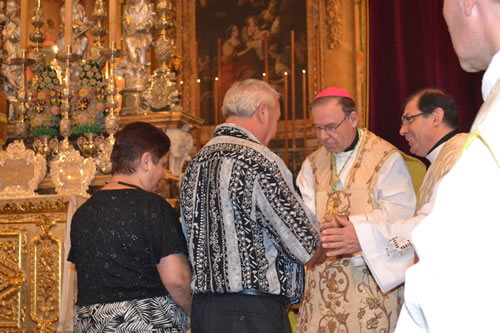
[
  {"xmin": 308, "ymin": 128, "xmax": 399, "ymax": 224},
  {"xmin": 416, "ymin": 133, "xmax": 469, "ymax": 211}
]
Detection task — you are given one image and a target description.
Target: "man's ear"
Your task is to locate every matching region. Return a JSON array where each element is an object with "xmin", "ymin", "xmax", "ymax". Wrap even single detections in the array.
[
  {"xmin": 432, "ymin": 107, "xmax": 445, "ymax": 126},
  {"xmin": 348, "ymin": 111, "xmax": 359, "ymax": 127},
  {"xmin": 255, "ymin": 102, "xmax": 267, "ymax": 124}
]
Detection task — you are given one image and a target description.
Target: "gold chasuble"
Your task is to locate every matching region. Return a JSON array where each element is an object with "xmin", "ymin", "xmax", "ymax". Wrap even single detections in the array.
[{"xmin": 298, "ymin": 128, "xmax": 404, "ymax": 333}]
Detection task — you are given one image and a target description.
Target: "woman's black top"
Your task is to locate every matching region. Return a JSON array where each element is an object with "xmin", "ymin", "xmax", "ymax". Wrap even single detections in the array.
[{"xmin": 68, "ymin": 188, "xmax": 188, "ymax": 306}]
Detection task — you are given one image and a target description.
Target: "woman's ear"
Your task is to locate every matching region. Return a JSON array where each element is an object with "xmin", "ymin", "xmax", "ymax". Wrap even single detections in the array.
[{"xmin": 139, "ymin": 152, "xmax": 152, "ymax": 172}]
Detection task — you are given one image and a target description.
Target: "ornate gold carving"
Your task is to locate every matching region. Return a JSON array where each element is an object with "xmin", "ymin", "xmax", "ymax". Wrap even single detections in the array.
[
  {"xmin": 0, "ymin": 197, "xmax": 69, "ymax": 216},
  {"xmin": 0, "ymin": 140, "xmax": 47, "ymax": 197},
  {"xmin": 326, "ymin": 0, "xmax": 343, "ymax": 50},
  {"xmin": 0, "ymin": 226, "xmax": 27, "ymax": 330},
  {"xmin": 49, "ymin": 147, "xmax": 96, "ymax": 197},
  {"xmin": 306, "ymin": 0, "xmax": 323, "ymax": 98},
  {"xmin": 30, "ymin": 215, "xmax": 61, "ymax": 332},
  {"xmin": 0, "ymin": 196, "xmax": 67, "ymax": 332},
  {"xmin": 354, "ymin": 0, "xmax": 369, "ymax": 127}
]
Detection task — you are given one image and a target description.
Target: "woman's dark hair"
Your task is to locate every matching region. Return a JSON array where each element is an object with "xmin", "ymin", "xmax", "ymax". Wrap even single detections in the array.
[{"xmin": 111, "ymin": 122, "xmax": 171, "ymax": 175}]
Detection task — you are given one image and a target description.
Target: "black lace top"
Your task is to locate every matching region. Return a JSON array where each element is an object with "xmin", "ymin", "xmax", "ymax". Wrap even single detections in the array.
[{"xmin": 68, "ymin": 188, "xmax": 188, "ymax": 306}]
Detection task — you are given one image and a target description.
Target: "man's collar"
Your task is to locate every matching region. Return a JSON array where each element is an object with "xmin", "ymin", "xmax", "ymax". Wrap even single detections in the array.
[
  {"xmin": 343, "ymin": 128, "xmax": 360, "ymax": 152},
  {"xmin": 426, "ymin": 130, "xmax": 459, "ymax": 157},
  {"xmin": 214, "ymin": 123, "xmax": 262, "ymax": 144}
]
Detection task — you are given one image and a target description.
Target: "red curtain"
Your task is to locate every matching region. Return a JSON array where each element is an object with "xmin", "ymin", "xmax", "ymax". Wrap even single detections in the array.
[{"xmin": 369, "ymin": 0, "xmax": 483, "ymax": 154}]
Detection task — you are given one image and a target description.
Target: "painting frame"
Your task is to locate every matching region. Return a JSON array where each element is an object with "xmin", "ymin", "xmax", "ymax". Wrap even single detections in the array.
[{"xmin": 177, "ymin": 0, "xmax": 369, "ymax": 130}]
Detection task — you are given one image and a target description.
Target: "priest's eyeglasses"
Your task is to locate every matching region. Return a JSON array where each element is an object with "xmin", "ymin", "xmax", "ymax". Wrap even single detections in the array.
[
  {"xmin": 313, "ymin": 117, "xmax": 346, "ymax": 134},
  {"xmin": 401, "ymin": 113, "xmax": 424, "ymax": 126}
]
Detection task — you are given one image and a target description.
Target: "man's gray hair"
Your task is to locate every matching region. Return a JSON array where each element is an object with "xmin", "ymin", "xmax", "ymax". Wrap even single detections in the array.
[{"xmin": 222, "ymin": 79, "xmax": 280, "ymax": 119}]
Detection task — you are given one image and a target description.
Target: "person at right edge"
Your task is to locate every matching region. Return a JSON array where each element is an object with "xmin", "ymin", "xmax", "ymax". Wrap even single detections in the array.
[{"xmin": 395, "ymin": 0, "xmax": 500, "ymax": 332}]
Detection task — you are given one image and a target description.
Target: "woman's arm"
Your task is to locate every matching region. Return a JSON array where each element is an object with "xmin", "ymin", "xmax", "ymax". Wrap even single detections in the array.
[{"xmin": 157, "ymin": 254, "xmax": 192, "ymax": 317}]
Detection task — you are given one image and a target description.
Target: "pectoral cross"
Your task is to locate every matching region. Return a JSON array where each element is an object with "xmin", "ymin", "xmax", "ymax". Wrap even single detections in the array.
[{"xmin": 324, "ymin": 191, "xmax": 341, "ymax": 220}]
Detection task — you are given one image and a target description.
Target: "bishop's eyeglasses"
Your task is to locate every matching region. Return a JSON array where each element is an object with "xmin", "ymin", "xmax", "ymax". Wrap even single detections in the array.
[{"xmin": 312, "ymin": 117, "xmax": 346, "ymax": 134}]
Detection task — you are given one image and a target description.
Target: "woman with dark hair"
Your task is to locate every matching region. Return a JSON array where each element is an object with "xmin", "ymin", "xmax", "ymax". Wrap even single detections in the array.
[{"xmin": 69, "ymin": 122, "xmax": 192, "ymax": 332}]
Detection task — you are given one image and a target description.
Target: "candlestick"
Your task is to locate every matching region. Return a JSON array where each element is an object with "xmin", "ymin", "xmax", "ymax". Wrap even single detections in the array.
[
  {"xmin": 20, "ymin": 0, "xmax": 28, "ymax": 49},
  {"xmin": 109, "ymin": 0, "xmax": 116, "ymax": 48},
  {"xmin": 64, "ymin": 0, "xmax": 73, "ymax": 48}
]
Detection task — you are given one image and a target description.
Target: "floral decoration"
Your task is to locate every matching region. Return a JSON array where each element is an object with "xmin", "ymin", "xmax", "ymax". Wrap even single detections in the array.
[
  {"xmin": 28, "ymin": 66, "xmax": 61, "ymax": 137},
  {"xmin": 71, "ymin": 60, "xmax": 108, "ymax": 135}
]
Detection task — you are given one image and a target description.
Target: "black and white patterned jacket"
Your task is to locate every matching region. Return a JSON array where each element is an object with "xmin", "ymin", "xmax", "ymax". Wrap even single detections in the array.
[{"xmin": 180, "ymin": 123, "xmax": 320, "ymax": 305}]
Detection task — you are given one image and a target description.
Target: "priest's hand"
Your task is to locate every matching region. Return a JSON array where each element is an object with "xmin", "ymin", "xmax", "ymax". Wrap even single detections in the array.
[{"xmin": 321, "ymin": 215, "xmax": 361, "ymax": 257}]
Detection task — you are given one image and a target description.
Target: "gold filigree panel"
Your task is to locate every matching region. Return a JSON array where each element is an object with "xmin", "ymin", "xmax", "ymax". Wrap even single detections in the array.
[
  {"xmin": 0, "ymin": 227, "xmax": 27, "ymax": 330},
  {"xmin": 30, "ymin": 216, "xmax": 61, "ymax": 332},
  {"xmin": 0, "ymin": 196, "xmax": 68, "ymax": 332}
]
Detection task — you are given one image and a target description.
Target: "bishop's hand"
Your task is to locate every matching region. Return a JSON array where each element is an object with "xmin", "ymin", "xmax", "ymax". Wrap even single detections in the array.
[{"xmin": 321, "ymin": 215, "xmax": 361, "ymax": 257}]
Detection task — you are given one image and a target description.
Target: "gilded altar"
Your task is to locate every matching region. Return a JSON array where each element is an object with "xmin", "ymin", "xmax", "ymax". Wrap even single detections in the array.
[{"xmin": 0, "ymin": 195, "xmax": 70, "ymax": 332}]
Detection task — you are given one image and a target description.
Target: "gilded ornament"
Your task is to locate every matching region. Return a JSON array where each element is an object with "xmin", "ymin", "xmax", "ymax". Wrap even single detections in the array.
[
  {"xmin": 0, "ymin": 226, "xmax": 27, "ymax": 329},
  {"xmin": 0, "ymin": 141, "xmax": 46, "ymax": 197},
  {"xmin": 49, "ymin": 146, "xmax": 96, "ymax": 197},
  {"xmin": 30, "ymin": 215, "xmax": 61, "ymax": 332},
  {"xmin": 326, "ymin": 0, "xmax": 343, "ymax": 50}
]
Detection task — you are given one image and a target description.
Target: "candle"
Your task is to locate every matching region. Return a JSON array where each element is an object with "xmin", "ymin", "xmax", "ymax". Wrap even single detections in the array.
[
  {"xmin": 64, "ymin": 0, "xmax": 73, "ymax": 49},
  {"xmin": 264, "ymin": 36, "xmax": 269, "ymax": 82},
  {"xmin": 179, "ymin": 80, "xmax": 184, "ymax": 108},
  {"xmin": 283, "ymin": 72, "xmax": 289, "ymax": 165},
  {"xmin": 214, "ymin": 77, "xmax": 219, "ymax": 125},
  {"xmin": 290, "ymin": 30, "xmax": 296, "ymax": 158},
  {"xmin": 20, "ymin": 0, "xmax": 28, "ymax": 49},
  {"xmin": 302, "ymin": 69, "xmax": 308, "ymax": 158},
  {"xmin": 315, "ymin": 26, "xmax": 320, "ymax": 95},
  {"xmin": 109, "ymin": 0, "xmax": 117, "ymax": 48},
  {"xmin": 196, "ymin": 78, "xmax": 201, "ymax": 150},
  {"xmin": 196, "ymin": 79, "xmax": 201, "ymax": 117},
  {"xmin": 217, "ymin": 38, "xmax": 222, "ymax": 121}
]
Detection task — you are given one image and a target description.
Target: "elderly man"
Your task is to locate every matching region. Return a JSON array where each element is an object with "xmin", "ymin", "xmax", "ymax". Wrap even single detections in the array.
[
  {"xmin": 180, "ymin": 79, "xmax": 320, "ymax": 333},
  {"xmin": 321, "ymin": 88, "xmax": 467, "ymax": 294},
  {"xmin": 395, "ymin": 1, "xmax": 500, "ymax": 332},
  {"xmin": 296, "ymin": 87, "xmax": 417, "ymax": 333}
]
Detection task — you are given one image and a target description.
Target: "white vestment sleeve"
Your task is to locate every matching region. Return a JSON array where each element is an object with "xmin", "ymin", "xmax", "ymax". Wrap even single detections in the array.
[
  {"xmin": 296, "ymin": 158, "xmax": 317, "ymax": 216},
  {"xmin": 353, "ymin": 176, "xmax": 439, "ymax": 293},
  {"xmin": 349, "ymin": 152, "xmax": 416, "ymax": 224}
]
